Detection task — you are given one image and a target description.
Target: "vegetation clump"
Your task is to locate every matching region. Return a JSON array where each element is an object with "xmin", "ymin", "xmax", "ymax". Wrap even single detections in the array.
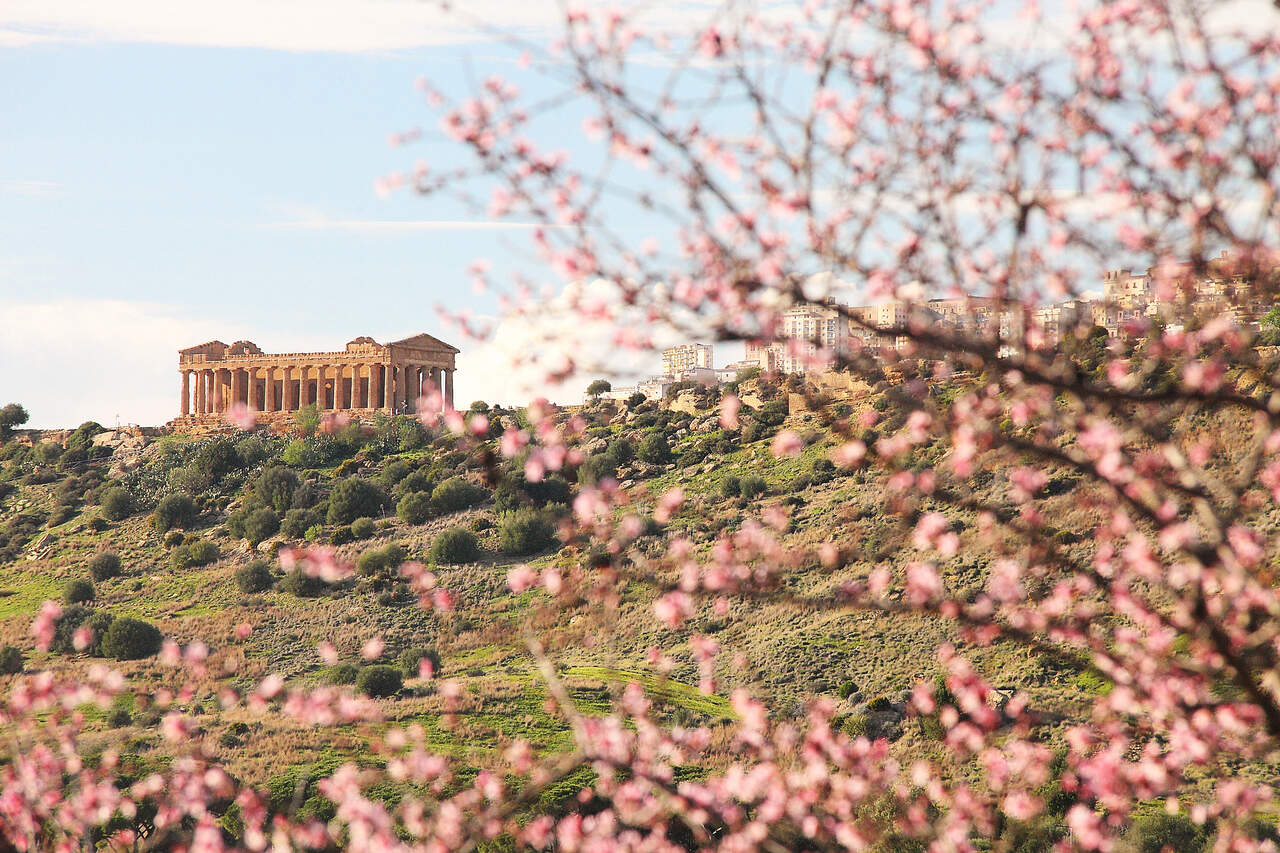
[
  {"xmin": 63, "ymin": 579, "xmax": 95, "ymax": 604},
  {"xmin": 235, "ymin": 560, "xmax": 275, "ymax": 593},
  {"xmin": 431, "ymin": 527, "xmax": 480, "ymax": 564},
  {"xmin": 88, "ymin": 551, "xmax": 122, "ymax": 581},
  {"xmin": 356, "ymin": 665, "xmax": 403, "ymax": 697},
  {"xmin": 101, "ymin": 617, "xmax": 163, "ymax": 660},
  {"xmin": 152, "ymin": 493, "xmax": 198, "ymax": 532},
  {"xmin": 498, "ymin": 507, "xmax": 558, "ymax": 556},
  {"xmin": 431, "ymin": 477, "xmax": 488, "ymax": 514},
  {"xmin": 170, "ymin": 538, "xmax": 218, "ymax": 569}
]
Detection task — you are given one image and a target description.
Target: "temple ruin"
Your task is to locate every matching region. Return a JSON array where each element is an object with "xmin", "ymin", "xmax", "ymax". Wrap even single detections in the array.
[{"xmin": 172, "ymin": 334, "xmax": 458, "ymax": 428}]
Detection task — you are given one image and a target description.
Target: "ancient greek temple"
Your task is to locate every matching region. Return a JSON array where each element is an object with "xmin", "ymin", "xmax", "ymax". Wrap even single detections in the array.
[{"xmin": 174, "ymin": 334, "xmax": 458, "ymax": 424}]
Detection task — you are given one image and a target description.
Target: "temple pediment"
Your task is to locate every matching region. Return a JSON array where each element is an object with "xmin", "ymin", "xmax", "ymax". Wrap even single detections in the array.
[{"xmin": 389, "ymin": 333, "xmax": 460, "ymax": 354}]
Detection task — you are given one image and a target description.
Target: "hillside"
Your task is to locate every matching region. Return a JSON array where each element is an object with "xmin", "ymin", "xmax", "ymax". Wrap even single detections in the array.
[{"xmin": 0, "ymin": 372, "xmax": 1267, "ymax": 845}]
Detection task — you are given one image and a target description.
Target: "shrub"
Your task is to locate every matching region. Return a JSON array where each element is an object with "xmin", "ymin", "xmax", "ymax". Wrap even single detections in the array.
[
  {"xmin": 741, "ymin": 475, "xmax": 768, "ymax": 498},
  {"xmin": 431, "ymin": 527, "xmax": 481, "ymax": 564},
  {"xmin": 235, "ymin": 560, "xmax": 275, "ymax": 593},
  {"xmin": 350, "ymin": 516, "xmax": 375, "ymax": 540},
  {"xmin": 379, "ymin": 461, "xmax": 411, "ymax": 487},
  {"xmin": 397, "ymin": 646, "xmax": 441, "ymax": 677},
  {"xmin": 152, "ymin": 494, "xmax": 197, "ymax": 532},
  {"xmin": 431, "ymin": 477, "xmax": 488, "ymax": 513},
  {"xmin": 51, "ymin": 606, "xmax": 113, "ymax": 655},
  {"xmin": 637, "ymin": 433, "xmax": 672, "ymax": 464},
  {"xmin": 498, "ymin": 508, "xmax": 558, "ymax": 556},
  {"xmin": 392, "ymin": 471, "xmax": 434, "ymax": 502},
  {"xmin": 63, "ymin": 578, "xmax": 95, "ymax": 604},
  {"xmin": 356, "ymin": 543, "xmax": 407, "ymax": 577},
  {"xmin": 327, "ymin": 477, "xmax": 386, "ymax": 525},
  {"xmin": 0, "ymin": 645, "xmax": 22, "ymax": 671},
  {"xmin": 397, "ymin": 491, "xmax": 434, "ymax": 524},
  {"xmin": 101, "ymin": 617, "xmax": 163, "ymax": 660},
  {"xmin": 256, "ymin": 466, "xmax": 299, "ymax": 513},
  {"xmin": 243, "ymin": 507, "xmax": 280, "ymax": 545},
  {"xmin": 88, "ymin": 551, "xmax": 122, "ymax": 581},
  {"xmin": 304, "ymin": 524, "xmax": 324, "ymax": 541},
  {"xmin": 0, "ymin": 644, "xmax": 24, "ymax": 674},
  {"xmin": 329, "ymin": 526, "xmax": 354, "ymax": 546},
  {"xmin": 279, "ymin": 569, "xmax": 325, "ymax": 597},
  {"xmin": 721, "ymin": 476, "xmax": 741, "ymax": 498},
  {"xmin": 282, "ymin": 508, "xmax": 320, "ymax": 538},
  {"xmin": 1126, "ymin": 812, "xmax": 1207, "ymax": 853},
  {"xmin": 837, "ymin": 680, "xmax": 858, "ymax": 699},
  {"xmin": 325, "ymin": 663, "xmax": 359, "ymax": 684},
  {"xmin": 163, "ymin": 530, "xmax": 186, "ymax": 549},
  {"xmin": 171, "ymin": 538, "xmax": 218, "ymax": 569},
  {"xmin": 100, "ymin": 488, "xmax": 133, "ymax": 521},
  {"xmin": 356, "ymin": 665, "xmax": 403, "ymax": 697}
]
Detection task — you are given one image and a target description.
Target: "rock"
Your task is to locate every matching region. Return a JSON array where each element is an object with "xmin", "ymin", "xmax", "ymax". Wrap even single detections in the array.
[{"xmin": 581, "ymin": 437, "xmax": 608, "ymax": 456}]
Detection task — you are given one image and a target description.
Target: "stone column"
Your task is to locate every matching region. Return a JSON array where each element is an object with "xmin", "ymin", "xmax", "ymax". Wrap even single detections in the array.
[
  {"xmin": 214, "ymin": 369, "xmax": 225, "ymax": 413},
  {"xmin": 383, "ymin": 365, "xmax": 395, "ymax": 411},
  {"xmin": 331, "ymin": 365, "xmax": 342, "ymax": 410},
  {"xmin": 181, "ymin": 371, "xmax": 190, "ymax": 415},
  {"xmin": 444, "ymin": 368, "xmax": 454, "ymax": 409},
  {"xmin": 302, "ymin": 366, "xmax": 313, "ymax": 407},
  {"xmin": 264, "ymin": 367, "xmax": 276, "ymax": 411}
]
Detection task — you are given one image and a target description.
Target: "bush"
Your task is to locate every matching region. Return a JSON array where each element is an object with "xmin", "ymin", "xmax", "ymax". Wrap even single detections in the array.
[
  {"xmin": 379, "ymin": 461, "xmax": 411, "ymax": 487},
  {"xmin": 431, "ymin": 527, "xmax": 481, "ymax": 564},
  {"xmin": 327, "ymin": 477, "xmax": 386, "ymax": 525},
  {"xmin": 356, "ymin": 543, "xmax": 407, "ymax": 577},
  {"xmin": 431, "ymin": 477, "xmax": 488, "ymax": 514},
  {"xmin": 256, "ymin": 466, "xmax": 299, "ymax": 513},
  {"xmin": 88, "ymin": 551, "xmax": 122, "ymax": 581},
  {"xmin": 356, "ymin": 665, "xmax": 403, "ymax": 697},
  {"xmin": 329, "ymin": 526, "xmax": 354, "ymax": 546},
  {"xmin": 637, "ymin": 433, "xmax": 672, "ymax": 464},
  {"xmin": 279, "ymin": 569, "xmax": 325, "ymax": 597},
  {"xmin": 101, "ymin": 617, "xmax": 163, "ymax": 660},
  {"xmin": 741, "ymin": 475, "xmax": 768, "ymax": 498},
  {"xmin": 63, "ymin": 578, "xmax": 95, "ymax": 604},
  {"xmin": 170, "ymin": 538, "xmax": 219, "ymax": 569},
  {"xmin": 721, "ymin": 476, "xmax": 741, "ymax": 498},
  {"xmin": 0, "ymin": 644, "xmax": 24, "ymax": 674},
  {"xmin": 498, "ymin": 508, "xmax": 558, "ymax": 556},
  {"xmin": 397, "ymin": 491, "xmax": 434, "ymax": 524},
  {"xmin": 350, "ymin": 516, "xmax": 375, "ymax": 540},
  {"xmin": 100, "ymin": 488, "xmax": 133, "ymax": 521},
  {"xmin": 235, "ymin": 560, "xmax": 275, "ymax": 593},
  {"xmin": 282, "ymin": 508, "xmax": 320, "ymax": 538},
  {"xmin": 392, "ymin": 471, "xmax": 434, "ymax": 502},
  {"xmin": 152, "ymin": 494, "xmax": 197, "ymax": 532},
  {"xmin": 325, "ymin": 663, "xmax": 359, "ymax": 685},
  {"xmin": 397, "ymin": 646, "xmax": 441, "ymax": 677},
  {"xmin": 243, "ymin": 507, "xmax": 280, "ymax": 545},
  {"xmin": 51, "ymin": 606, "xmax": 114, "ymax": 655},
  {"xmin": 1127, "ymin": 812, "xmax": 1207, "ymax": 853}
]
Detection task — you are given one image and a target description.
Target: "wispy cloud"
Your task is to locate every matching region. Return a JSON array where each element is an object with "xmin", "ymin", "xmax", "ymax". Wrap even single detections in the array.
[
  {"xmin": 264, "ymin": 215, "xmax": 546, "ymax": 232},
  {"xmin": 1, "ymin": 179, "xmax": 64, "ymax": 196}
]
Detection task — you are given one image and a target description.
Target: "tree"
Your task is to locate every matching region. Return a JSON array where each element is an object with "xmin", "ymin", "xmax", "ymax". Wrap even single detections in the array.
[
  {"xmin": 585, "ymin": 379, "xmax": 611, "ymax": 399},
  {"xmin": 100, "ymin": 617, "xmax": 163, "ymax": 660},
  {"xmin": 356, "ymin": 665, "xmax": 402, "ymax": 698},
  {"xmin": 9, "ymin": 2, "xmax": 1280, "ymax": 850},
  {"xmin": 326, "ymin": 477, "xmax": 386, "ymax": 525},
  {"xmin": 152, "ymin": 494, "xmax": 198, "ymax": 532},
  {"xmin": 0, "ymin": 403, "xmax": 28, "ymax": 441}
]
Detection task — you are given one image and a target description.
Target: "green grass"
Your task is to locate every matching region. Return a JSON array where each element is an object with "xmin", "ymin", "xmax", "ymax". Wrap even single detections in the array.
[{"xmin": 564, "ymin": 666, "xmax": 736, "ymax": 720}]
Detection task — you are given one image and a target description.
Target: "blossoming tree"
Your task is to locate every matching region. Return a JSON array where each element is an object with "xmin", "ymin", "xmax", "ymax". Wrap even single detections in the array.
[{"xmin": 6, "ymin": 0, "xmax": 1280, "ymax": 849}]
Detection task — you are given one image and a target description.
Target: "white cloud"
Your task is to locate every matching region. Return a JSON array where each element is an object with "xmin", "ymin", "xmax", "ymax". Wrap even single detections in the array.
[
  {"xmin": 0, "ymin": 299, "xmax": 335, "ymax": 429},
  {"xmin": 264, "ymin": 215, "xmax": 547, "ymax": 232}
]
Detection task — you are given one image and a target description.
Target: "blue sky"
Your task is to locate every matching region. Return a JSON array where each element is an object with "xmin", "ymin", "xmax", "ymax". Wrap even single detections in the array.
[{"xmin": 0, "ymin": 2, "xmax": 740, "ymax": 427}]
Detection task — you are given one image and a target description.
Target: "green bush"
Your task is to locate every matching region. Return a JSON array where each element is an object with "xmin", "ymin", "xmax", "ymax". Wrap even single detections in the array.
[
  {"xmin": 88, "ymin": 551, "xmax": 122, "ymax": 581},
  {"xmin": 397, "ymin": 646, "xmax": 441, "ymax": 677},
  {"xmin": 280, "ymin": 569, "xmax": 325, "ymax": 597},
  {"xmin": 329, "ymin": 526, "xmax": 354, "ymax": 546},
  {"xmin": 304, "ymin": 524, "xmax": 324, "ymax": 541},
  {"xmin": 356, "ymin": 665, "xmax": 403, "ymax": 697},
  {"xmin": 392, "ymin": 470, "xmax": 434, "ymax": 502},
  {"xmin": 235, "ymin": 560, "xmax": 275, "ymax": 593},
  {"xmin": 281, "ymin": 439, "xmax": 316, "ymax": 468},
  {"xmin": 325, "ymin": 663, "xmax": 359, "ymax": 685},
  {"xmin": 379, "ymin": 461, "xmax": 411, "ymax": 487},
  {"xmin": 0, "ymin": 644, "xmax": 23, "ymax": 674},
  {"xmin": 100, "ymin": 488, "xmax": 133, "ymax": 521},
  {"xmin": 430, "ymin": 527, "xmax": 481, "ymax": 564},
  {"xmin": 282, "ymin": 508, "xmax": 320, "ymax": 539},
  {"xmin": 721, "ymin": 475, "xmax": 741, "ymax": 498},
  {"xmin": 431, "ymin": 477, "xmax": 488, "ymax": 514},
  {"xmin": 498, "ymin": 508, "xmax": 557, "ymax": 556},
  {"xmin": 243, "ymin": 507, "xmax": 280, "ymax": 545},
  {"xmin": 63, "ymin": 578, "xmax": 95, "ymax": 604},
  {"xmin": 350, "ymin": 516, "xmax": 375, "ymax": 539},
  {"xmin": 170, "ymin": 538, "xmax": 218, "ymax": 569},
  {"xmin": 740, "ymin": 475, "xmax": 768, "ymax": 498},
  {"xmin": 637, "ymin": 433, "xmax": 672, "ymax": 464},
  {"xmin": 837, "ymin": 680, "xmax": 858, "ymax": 699},
  {"xmin": 51, "ymin": 606, "xmax": 114, "ymax": 655},
  {"xmin": 256, "ymin": 466, "xmax": 299, "ymax": 513},
  {"xmin": 356, "ymin": 543, "xmax": 407, "ymax": 576},
  {"xmin": 152, "ymin": 494, "xmax": 198, "ymax": 532},
  {"xmin": 101, "ymin": 617, "xmax": 163, "ymax": 660},
  {"xmin": 397, "ymin": 491, "xmax": 434, "ymax": 524},
  {"xmin": 1126, "ymin": 812, "xmax": 1207, "ymax": 853},
  {"xmin": 326, "ymin": 477, "xmax": 386, "ymax": 525}
]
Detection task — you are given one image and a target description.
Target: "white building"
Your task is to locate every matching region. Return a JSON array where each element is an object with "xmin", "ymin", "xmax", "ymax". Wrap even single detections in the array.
[{"xmin": 661, "ymin": 343, "xmax": 713, "ymax": 377}]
